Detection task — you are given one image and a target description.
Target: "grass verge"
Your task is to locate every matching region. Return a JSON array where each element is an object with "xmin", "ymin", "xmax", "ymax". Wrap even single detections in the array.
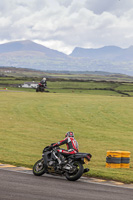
[{"xmin": 0, "ymin": 92, "xmax": 133, "ymax": 183}]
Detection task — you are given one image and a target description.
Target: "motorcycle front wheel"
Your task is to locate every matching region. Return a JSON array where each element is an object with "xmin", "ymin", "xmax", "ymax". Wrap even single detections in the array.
[
  {"xmin": 65, "ymin": 161, "xmax": 84, "ymax": 181},
  {"xmin": 33, "ymin": 159, "xmax": 46, "ymax": 176}
]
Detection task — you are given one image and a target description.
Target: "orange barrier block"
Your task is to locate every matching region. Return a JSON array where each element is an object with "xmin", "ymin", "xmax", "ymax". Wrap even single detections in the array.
[{"xmin": 106, "ymin": 151, "xmax": 130, "ymax": 168}]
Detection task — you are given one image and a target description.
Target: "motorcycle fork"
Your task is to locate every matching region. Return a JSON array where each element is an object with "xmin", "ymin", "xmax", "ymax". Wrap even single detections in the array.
[{"xmin": 53, "ymin": 151, "xmax": 61, "ymax": 164}]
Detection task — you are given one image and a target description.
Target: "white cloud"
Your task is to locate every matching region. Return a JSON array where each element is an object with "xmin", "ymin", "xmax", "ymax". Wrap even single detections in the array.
[{"xmin": 0, "ymin": 0, "xmax": 133, "ymax": 54}]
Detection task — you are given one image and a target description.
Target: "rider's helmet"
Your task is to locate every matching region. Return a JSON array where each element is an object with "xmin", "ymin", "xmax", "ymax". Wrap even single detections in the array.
[
  {"xmin": 65, "ymin": 131, "xmax": 74, "ymax": 138},
  {"xmin": 42, "ymin": 78, "xmax": 46, "ymax": 81}
]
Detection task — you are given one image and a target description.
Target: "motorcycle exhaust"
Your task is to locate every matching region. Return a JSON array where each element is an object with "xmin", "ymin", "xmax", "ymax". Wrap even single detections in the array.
[{"xmin": 83, "ymin": 168, "xmax": 89, "ymax": 173}]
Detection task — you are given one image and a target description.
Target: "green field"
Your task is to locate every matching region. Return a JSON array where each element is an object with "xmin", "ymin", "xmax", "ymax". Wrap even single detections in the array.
[
  {"xmin": 0, "ymin": 91, "xmax": 133, "ymax": 183},
  {"xmin": 1, "ymin": 77, "xmax": 133, "ymax": 96}
]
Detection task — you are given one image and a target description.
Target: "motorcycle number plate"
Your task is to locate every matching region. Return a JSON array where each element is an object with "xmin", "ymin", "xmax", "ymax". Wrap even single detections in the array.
[{"xmin": 84, "ymin": 158, "xmax": 89, "ymax": 165}]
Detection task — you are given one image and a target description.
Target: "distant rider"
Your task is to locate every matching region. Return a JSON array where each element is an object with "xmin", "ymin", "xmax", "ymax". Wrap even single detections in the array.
[{"xmin": 40, "ymin": 77, "xmax": 47, "ymax": 87}]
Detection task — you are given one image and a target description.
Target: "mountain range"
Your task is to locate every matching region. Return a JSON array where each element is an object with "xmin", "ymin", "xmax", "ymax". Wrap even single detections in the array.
[{"xmin": 0, "ymin": 40, "xmax": 133, "ymax": 75}]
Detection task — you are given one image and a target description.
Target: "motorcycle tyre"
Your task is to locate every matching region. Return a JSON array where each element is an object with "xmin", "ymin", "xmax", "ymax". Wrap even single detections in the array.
[
  {"xmin": 33, "ymin": 159, "xmax": 46, "ymax": 176},
  {"xmin": 41, "ymin": 87, "xmax": 44, "ymax": 92},
  {"xmin": 65, "ymin": 161, "xmax": 84, "ymax": 181}
]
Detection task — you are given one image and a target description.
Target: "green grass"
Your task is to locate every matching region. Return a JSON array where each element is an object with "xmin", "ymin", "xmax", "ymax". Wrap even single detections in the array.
[
  {"xmin": 46, "ymin": 88, "xmax": 122, "ymax": 96},
  {"xmin": 115, "ymin": 83, "xmax": 133, "ymax": 91},
  {"xmin": 0, "ymin": 78, "xmax": 40, "ymax": 85},
  {"xmin": 0, "ymin": 91, "xmax": 133, "ymax": 183},
  {"xmin": 126, "ymin": 92, "xmax": 133, "ymax": 96},
  {"xmin": 47, "ymin": 81, "xmax": 118, "ymax": 89},
  {"xmin": 1, "ymin": 77, "xmax": 133, "ymax": 97}
]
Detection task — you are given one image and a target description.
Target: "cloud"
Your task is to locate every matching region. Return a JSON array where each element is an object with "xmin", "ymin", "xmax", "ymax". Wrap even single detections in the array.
[{"xmin": 0, "ymin": 0, "xmax": 133, "ymax": 54}]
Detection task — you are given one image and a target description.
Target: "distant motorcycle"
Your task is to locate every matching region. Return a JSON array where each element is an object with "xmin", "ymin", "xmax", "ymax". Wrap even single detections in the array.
[
  {"xmin": 33, "ymin": 145, "xmax": 92, "ymax": 181},
  {"xmin": 36, "ymin": 83, "xmax": 46, "ymax": 92}
]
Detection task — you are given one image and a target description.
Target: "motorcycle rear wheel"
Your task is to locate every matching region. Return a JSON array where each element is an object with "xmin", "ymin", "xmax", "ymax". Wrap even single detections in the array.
[
  {"xmin": 33, "ymin": 159, "xmax": 46, "ymax": 176},
  {"xmin": 65, "ymin": 161, "xmax": 84, "ymax": 181}
]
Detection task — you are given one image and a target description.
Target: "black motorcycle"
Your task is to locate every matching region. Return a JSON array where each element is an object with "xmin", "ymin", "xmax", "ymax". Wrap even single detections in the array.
[
  {"xmin": 33, "ymin": 145, "xmax": 92, "ymax": 181},
  {"xmin": 36, "ymin": 83, "xmax": 46, "ymax": 92}
]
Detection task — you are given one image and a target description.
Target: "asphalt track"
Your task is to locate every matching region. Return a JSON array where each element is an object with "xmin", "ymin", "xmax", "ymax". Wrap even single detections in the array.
[{"xmin": 0, "ymin": 168, "xmax": 133, "ymax": 200}]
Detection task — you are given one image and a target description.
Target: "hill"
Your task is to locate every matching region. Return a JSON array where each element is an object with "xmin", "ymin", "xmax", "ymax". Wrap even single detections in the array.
[
  {"xmin": 70, "ymin": 45, "xmax": 133, "ymax": 61},
  {"xmin": 0, "ymin": 40, "xmax": 133, "ymax": 75},
  {"xmin": 0, "ymin": 40, "xmax": 67, "ymax": 58},
  {"xmin": 70, "ymin": 46, "xmax": 123, "ymax": 60}
]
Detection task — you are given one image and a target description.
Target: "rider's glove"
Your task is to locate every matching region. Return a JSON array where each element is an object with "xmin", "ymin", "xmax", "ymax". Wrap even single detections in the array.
[{"xmin": 48, "ymin": 145, "xmax": 53, "ymax": 151}]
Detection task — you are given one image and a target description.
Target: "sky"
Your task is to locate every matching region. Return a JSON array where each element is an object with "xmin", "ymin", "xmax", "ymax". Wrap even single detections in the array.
[{"xmin": 0, "ymin": 0, "xmax": 133, "ymax": 54}]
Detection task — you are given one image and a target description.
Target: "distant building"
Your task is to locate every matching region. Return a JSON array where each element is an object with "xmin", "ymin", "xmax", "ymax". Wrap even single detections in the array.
[{"xmin": 21, "ymin": 81, "xmax": 38, "ymax": 88}]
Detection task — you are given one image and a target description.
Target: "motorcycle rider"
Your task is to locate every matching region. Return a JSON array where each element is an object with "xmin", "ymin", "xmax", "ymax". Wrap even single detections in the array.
[
  {"xmin": 40, "ymin": 77, "xmax": 47, "ymax": 87},
  {"xmin": 48, "ymin": 131, "xmax": 79, "ymax": 164}
]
